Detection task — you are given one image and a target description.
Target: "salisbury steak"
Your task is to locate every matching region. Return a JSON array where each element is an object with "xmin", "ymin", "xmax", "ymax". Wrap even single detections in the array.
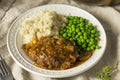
[{"xmin": 22, "ymin": 37, "xmax": 79, "ymax": 70}]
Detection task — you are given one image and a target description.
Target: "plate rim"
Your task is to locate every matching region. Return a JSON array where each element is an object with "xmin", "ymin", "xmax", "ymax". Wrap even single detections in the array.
[{"xmin": 7, "ymin": 4, "xmax": 107, "ymax": 78}]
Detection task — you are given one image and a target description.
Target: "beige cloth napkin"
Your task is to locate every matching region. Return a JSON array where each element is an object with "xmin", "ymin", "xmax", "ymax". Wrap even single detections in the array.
[{"xmin": 0, "ymin": 0, "xmax": 120, "ymax": 80}]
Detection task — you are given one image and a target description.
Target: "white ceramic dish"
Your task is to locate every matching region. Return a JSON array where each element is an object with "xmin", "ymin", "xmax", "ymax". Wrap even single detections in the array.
[{"xmin": 7, "ymin": 4, "xmax": 107, "ymax": 78}]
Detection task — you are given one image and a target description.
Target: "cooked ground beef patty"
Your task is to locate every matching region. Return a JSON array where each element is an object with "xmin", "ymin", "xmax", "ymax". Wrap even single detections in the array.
[{"xmin": 22, "ymin": 37, "xmax": 79, "ymax": 70}]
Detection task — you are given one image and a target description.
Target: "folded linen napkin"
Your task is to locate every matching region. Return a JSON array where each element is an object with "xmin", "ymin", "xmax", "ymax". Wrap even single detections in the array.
[{"xmin": 0, "ymin": 0, "xmax": 120, "ymax": 80}]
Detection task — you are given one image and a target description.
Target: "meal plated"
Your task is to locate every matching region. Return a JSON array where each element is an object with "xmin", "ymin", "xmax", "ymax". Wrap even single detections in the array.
[
  {"xmin": 20, "ymin": 10, "xmax": 100, "ymax": 70},
  {"xmin": 7, "ymin": 4, "xmax": 106, "ymax": 78}
]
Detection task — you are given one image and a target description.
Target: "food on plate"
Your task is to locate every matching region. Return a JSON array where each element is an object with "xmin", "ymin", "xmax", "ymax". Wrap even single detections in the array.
[
  {"xmin": 20, "ymin": 10, "xmax": 65, "ymax": 43},
  {"xmin": 20, "ymin": 10, "xmax": 100, "ymax": 70},
  {"xmin": 59, "ymin": 16, "xmax": 100, "ymax": 52},
  {"xmin": 22, "ymin": 37, "xmax": 79, "ymax": 70}
]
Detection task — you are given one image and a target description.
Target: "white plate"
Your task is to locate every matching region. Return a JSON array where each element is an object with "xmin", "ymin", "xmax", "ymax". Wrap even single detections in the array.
[{"xmin": 7, "ymin": 4, "xmax": 107, "ymax": 78}]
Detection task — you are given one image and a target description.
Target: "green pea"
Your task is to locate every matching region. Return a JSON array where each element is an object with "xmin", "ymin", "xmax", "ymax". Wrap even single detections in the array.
[
  {"xmin": 92, "ymin": 45, "xmax": 96, "ymax": 49},
  {"xmin": 68, "ymin": 33, "xmax": 71, "ymax": 37},
  {"xmin": 69, "ymin": 38, "xmax": 73, "ymax": 41},
  {"xmin": 89, "ymin": 23, "xmax": 93, "ymax": 26},
  {"xmin": 59, "ymin": 30, "xmax": 63, "ymax": 34},
  {"xmin": 95, "ymin": 33, "xmax": 99, "ymax": 37},
  {"xmin": 80, "ymin": 36, "xmax": 83, "ymax": 39},
  {"xmin": 91, "ymin": 34, "xmax": 95, "ymax": 38},
  {"xmin": 80, "ymin": 22, "xmax": 84, "ymax": 27},
  {"xmin": 82, "ymin": 43, "xmax": 87, "ymax": 48},
  {"xmin": 91, "ymin": 30, "xmax": 96, "ymax": 33},
  {"xmin": 76, "ymin": 28, "xmax": 80, "ymax": 33},
  {"xmin": 76, "ymin": 19, "xmax": 79, "ymax": 22},
  {"xmin": 80, "ymin": 18, "xmax": 85, "ymax": 22},
  {"xmin": 86, "ymin": 39, "xmax": 90, "ymax": 43},
  {"xmin": 78, "ymin": 32, "xmax": 82, "ymax": 35},
  {"xmin": 87, "ymin": 47, "xmax": 91, "ymax": 51},
  {"xmin": 90, "ymin": 38, "xmax": 94, "ymax": 42},
  {"xmin": 75, "ymin": 35, "xmax": 79, "ymax": 39},
  {"xmin": 83, "ymin": 32, "xmax": 87, "ymax": 36},
  {"xmin": 59, "ymin": 15, "xmax": 100, "ymax": 51},
  {"xmin": 69, "ymin": 30, "xmax": 72, "ymax": 33},
  {"xmin": 86, "ymin": 25, "xmax": 89, "ymax": 28},
  {"xmin": 77, "ymin": 39, "xmax": 81, "ymax": 44},
  {"xmin": 91, "ymin": 46, "xmax": 94, "ymax": 50},
  {"xmin": 96, "ymin": 45, "xmax": 101, "ymax": 49},
  {"xmin": 63, "ymin": 33, "xmax": 67, "ymax": 38},
  {"xmin": 81, "ymin": 39, "xmax": 85, "ymax": 43},
  {"xmin": 95, "ymin": 37, "xmax": 99, "ymax": 40},
  {"xmin": 84, "ymin": 36, "xmax": 87, "ymax": 40}
]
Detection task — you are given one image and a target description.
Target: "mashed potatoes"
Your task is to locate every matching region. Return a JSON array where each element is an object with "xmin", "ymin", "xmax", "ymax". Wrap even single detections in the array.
[{"xmin": 20, "ymin": 10, "xmax": 65, "ymax": 43}]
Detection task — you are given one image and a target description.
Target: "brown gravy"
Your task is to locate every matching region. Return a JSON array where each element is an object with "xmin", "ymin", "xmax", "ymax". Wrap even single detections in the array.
[{"xmin": 22, "ymin": 37, "xmax": 93, "ymax": 70}]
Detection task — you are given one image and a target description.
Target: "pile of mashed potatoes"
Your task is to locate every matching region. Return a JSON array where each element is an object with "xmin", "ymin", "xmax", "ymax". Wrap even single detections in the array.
[{"xmin": 20, "ymin": 10, "xmax": 65, "ymax": 43}]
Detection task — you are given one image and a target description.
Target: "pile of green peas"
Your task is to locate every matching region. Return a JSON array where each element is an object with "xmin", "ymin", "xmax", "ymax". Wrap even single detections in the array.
[{"xmin": 59, "ymin": 16, "xmax": 100, "ymax": 51}]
